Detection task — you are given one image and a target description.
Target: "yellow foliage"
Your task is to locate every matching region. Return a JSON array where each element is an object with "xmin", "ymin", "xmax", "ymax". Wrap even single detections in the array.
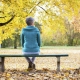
[{"xmin": 0, "ymin": 0, "xmax": 80, "ymax": 43}]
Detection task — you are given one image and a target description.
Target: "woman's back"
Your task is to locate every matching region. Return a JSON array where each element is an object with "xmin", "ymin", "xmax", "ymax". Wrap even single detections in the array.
[{"xmin": 21, "ymin": 26, "xmax": 41, "ymax": 52}]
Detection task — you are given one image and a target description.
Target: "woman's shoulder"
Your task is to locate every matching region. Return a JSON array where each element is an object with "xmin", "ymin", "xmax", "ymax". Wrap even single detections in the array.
[
  {"xmin": 21, "ymin": 28, "xmax": 26, "ymax": 34},
  {"xmin": 34, "ymin": 27, "xmax": 39, "ymax": 32}
]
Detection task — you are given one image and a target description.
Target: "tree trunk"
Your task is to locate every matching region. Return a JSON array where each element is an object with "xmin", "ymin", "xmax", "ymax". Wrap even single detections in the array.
[
  {"xmin": 1, "ymin": 40, "xmax": 6, "ymax": 48},
  {"xmin": 67, "ymin": 37, "xmax": 74, "ymax": 46},
  {"xmin": 14, "ymin": 36, "xmax": 17, "ymax": 49},
  {"xmin": 0, "ymin": 44, "xmax": 1, "ymax": 48}
]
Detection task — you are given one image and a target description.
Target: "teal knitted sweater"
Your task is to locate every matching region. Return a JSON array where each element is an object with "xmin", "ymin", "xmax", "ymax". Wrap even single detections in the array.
[{"xmin": 21, "ymin": 26, "xmax": 41, "ymax": 52}]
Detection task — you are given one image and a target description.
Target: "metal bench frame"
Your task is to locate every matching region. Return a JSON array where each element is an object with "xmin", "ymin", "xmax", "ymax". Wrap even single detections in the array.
[{"xmin": 0, "ymin": 54, "xmax": 68, "ymax": 72}]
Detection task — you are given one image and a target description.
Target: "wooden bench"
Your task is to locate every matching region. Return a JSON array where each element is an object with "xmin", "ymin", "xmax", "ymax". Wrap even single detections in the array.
[{"xmin": 0, "ymin": 54, "xmax": 68, "ymax": 72}]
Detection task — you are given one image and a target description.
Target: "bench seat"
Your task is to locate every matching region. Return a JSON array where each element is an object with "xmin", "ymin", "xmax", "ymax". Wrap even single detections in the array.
[
  {"xmin": 0, "ymin": 54, "xmax": 68, "ymax": 72},
  {"xmin": 0, "ymin": 54, "xmax": 68, "ymax": 57}
]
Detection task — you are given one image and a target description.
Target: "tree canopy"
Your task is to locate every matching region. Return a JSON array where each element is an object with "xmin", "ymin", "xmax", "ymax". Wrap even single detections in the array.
[{"xmin": 0, "ymin": 0, "xmax": 80, "ymax": 44}]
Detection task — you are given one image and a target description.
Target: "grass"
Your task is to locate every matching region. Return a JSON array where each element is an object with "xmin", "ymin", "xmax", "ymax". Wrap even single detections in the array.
[
  {"xmin": 41, "ymin": 46, "xmax": 80, "ymax": 49},
  {"xmin": 0, "ymin": 46, "xmax": 80, "ymax": 50}
]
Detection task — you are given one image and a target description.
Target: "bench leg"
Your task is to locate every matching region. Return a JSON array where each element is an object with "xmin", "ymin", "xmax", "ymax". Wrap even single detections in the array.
[
  {"xmin": 56, "ymin": 57, "xmax": 60, "ymax": 72},
  {"xmin": 0, "ymin": 57, "xmax": 5, "ymax": 72}
]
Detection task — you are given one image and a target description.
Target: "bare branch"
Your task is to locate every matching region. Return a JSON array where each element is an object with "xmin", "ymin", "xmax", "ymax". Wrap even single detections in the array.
[
  {"xmin": 38, "ymin": 6, "xmax": 48, "ymax": 14},
  {"xmin": 0, "ymin": 16, "xmax": 6, "ymax": 18},
  {"xmin": 29, "ymin": 1, "xmax": 42, "ymax": 14},
  {"xmin": 38, "ymin": 6, "xmax": 56, "ymax": 17}
]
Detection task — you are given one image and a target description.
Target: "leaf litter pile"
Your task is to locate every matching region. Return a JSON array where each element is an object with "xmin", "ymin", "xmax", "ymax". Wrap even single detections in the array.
[
  {"xmin": 0, "ymin": 48, "xmax": 80, "ymax": 80},
  {"xmin": 0, "ymin": 68, "xmax": 80, "ymax": 80}
]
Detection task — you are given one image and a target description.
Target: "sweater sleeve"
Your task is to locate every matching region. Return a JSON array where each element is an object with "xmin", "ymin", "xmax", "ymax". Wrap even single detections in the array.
[
  {"xmin": 20, "ymin": 29, "xmax": 24, "ymax": 47},
  {"xmin": 37, "ymin": 31, "xmax": 41, "ymax": 47}
]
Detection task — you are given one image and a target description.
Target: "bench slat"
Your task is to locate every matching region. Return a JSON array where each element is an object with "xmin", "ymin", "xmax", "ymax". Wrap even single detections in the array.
[{"xmin": 0, "ymin": 54, "xmax": 68, "ymax": 57}]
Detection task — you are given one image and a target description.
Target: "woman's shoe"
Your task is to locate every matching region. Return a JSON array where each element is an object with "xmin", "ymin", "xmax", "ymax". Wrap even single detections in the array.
[
  {"xmin": 28, "ymin": 62, "xmax": 32, "ymax": 68},
  {"xmin": 27, "ymin": 62, "xmax": 33, "ymax": 71},
  {"xmin": 28, "ymin": 62, "xmax": 36, "ymax": 71},
  {"xmin": 32, "ymin": 63, "xmax": 36, "ymax": 70}
]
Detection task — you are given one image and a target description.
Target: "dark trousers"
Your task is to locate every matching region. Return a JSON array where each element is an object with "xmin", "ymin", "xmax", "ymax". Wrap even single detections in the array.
[{"xmin": 25, "ymin": 57, "xmax": 35, "ymax": 63}]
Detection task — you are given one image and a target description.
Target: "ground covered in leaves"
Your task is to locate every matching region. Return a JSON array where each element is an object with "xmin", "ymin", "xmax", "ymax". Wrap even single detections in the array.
[
  {"xmin": 0, "ymin": 68, "xmax": 80, "ymax": 80},
  {"xmin": 0, "ymin": 47, "xmax": 80, "ymax": 79}
]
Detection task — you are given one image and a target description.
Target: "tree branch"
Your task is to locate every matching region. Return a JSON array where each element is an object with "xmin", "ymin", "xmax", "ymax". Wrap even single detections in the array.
[
  {"xmin": 38, "ymin": 6, "xmax": 56, "ymax": 17},
  {"xmin": 38, "ymin": 6, "xmax": 48, "ymax": 14},
  {"xmin": 0, "ymin": 15, "xmax": 15, "ymax": 26},
  {"xmin": 29, "ymin": 1, "xmax": 42, "ymax": 14}
]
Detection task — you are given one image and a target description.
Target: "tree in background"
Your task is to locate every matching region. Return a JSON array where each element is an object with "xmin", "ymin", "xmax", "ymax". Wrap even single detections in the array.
[
  {"xmin": 36, "ymin": 0, "xmax": 80, "ymax": 46},
  {"xmin": 71, "ymin": 16, "xmax": 80, "ymax": 45},
  {"xmin": 35, "ymin": 22, "xmax": 42, "ymax": 34},
  {"xmin": 64, "ymin": 15, "xmax": 80, "ymax": 46},
  {"xmin": 64, "ymin": 17, "xmax": 74, "ymax": 46}
]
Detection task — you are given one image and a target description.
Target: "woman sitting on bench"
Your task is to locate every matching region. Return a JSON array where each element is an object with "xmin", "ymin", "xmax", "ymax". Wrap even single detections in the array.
[{"xmin": 21, "ymin": 17, "xmax": 41, "ymax": 70}]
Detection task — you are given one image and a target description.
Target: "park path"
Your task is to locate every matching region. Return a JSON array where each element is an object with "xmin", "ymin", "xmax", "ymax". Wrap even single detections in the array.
[{"xmin": 0, "ymin": 49, "xmax": 80, "ymax": 70}]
